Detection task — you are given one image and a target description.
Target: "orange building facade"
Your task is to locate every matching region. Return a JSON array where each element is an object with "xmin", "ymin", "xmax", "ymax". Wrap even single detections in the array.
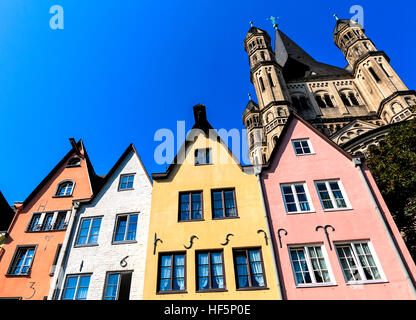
[{"xmin": 0, "ymin": 139, "xmax": 101, "ymax": 300}]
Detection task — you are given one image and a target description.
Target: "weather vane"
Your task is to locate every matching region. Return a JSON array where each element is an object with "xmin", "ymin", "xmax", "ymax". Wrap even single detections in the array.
[
  {"xmin": 249, "ymin": 21, "xmax": 254, "ymax": 27},
  {"xmin": 248, "ymin": 93, "xmax": 252, "ymax": 100},
  {"xmin": 267, "ymin": 16, "xmax": 279, "ymax": 29},
  {"xmin": 333, "ymin": 13, "xmax": 339, "ymax": 21}
]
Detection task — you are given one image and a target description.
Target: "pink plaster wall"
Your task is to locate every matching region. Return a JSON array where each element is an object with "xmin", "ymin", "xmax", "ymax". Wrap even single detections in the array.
[{"xmin": 262, "ymin": 117, "xmax": 416, "ymax": 300}]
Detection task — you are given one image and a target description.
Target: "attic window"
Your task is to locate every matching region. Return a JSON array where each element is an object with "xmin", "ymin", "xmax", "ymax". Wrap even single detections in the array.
[
  {"xmin": 195, "ymin": 148, "xmax": 211, "ymax": 166},
  {"xmin": 55, "ymin": 181, "xmax": 74, "ymax": 197},
  {"xmin": 67, "ymin": 157, "xmax": 81, "ymax": 167}
]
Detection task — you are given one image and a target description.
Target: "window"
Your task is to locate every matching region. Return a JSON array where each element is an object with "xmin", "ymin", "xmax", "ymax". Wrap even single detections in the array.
[
  {"xmin": 233, "ymin": 248, "xmax": 266, "ymax": 289},
  {"xmin": 267, "ymin": 73, "xmax": 274, "ymax": 87},
  {"xmin": 158, "ymin": 253, "xmax": 186, "ymax": 293},
  {"xmin": 54, "ymin": 212, "xmax": 67, "ymax": 230},
  {"xmin": 75, "ymin": 217, "xmax": 102, "ymax": 246},
  {"xmin": 315, "ymin": 180, "xmax": 350, "ymax": 210},
  {"xmin": 336, "ymin": 242, "xmax": 384, "ymax": 283},
  {"xmin": 292, "ymin": 139, "xmax": 313, "ymax": 155},
  {"xmin": 67, "ymin": 157, "xmax": 81, "ymax": 167},
  {"xmin": 55, "ymin": 181, "xmax": 74, "ymax": 197},
  {"xmin": 61, "ymin": 274, "xmax": 91, "ymax": 300},
  {"xmin": 340, "ymin": 93, "xmax": 351, "ymax": 107},
  {"xmin": 27, "ymin": 214, "xmax": 41, "ymax": 232},
  {"xmin": 315, "ymin": 95, "xmax": 327, "ymax": 108},
  {"xmin": 348, "ymin": 93, "xmax": 360, "ymax": 106},
  {"xmin": 324, "ymin": 94, "xmax": 334, "ymax": 108},
  {"xmin": 212, "ymin": 189, "xmax": 237, "ymax": 219},
  {"xmin": 118, "ymin": 174, "xmax": 134, "ymax": 191},
  {"xmin": 113, "ymin": 214, "xmax": 138, "ymax": 243},
  {"xmin": 368, "ymin": 67, "xmax": 381, "ymax": 82},
  {"xmin": 299, "ymin": 96, "xmax": 309, "ymax": 109},
  {"xmin": 7, "ymin": 246, "xmax": 36, "ymax": 275},
  {"xmin": 195, "ymin": 148, "xmax": 211, "ymax": 165},
  {"xmin": 289, "ymin": 245, "xmax": 333, "ymax": 286},
  {"xmin": 42, "ymin": 213, "xmax": 54, "ymax": 231},
  {"xmin": 103, "ymin": 272, "xmax": 132, "ymax": 300},
  {"xmin": 259, "ymin": 77, "xmax": 265, "ymax": 91},
  {"xmin": 196, "ymin": 251, "xmax": 225, "ymax": 291},
  {"xmin": 281, "ymin": 183, "xmax": 313, "ymax": 213},
  {"xmin": 178, "ymin": 192, "xmax": 203, "ymax": 221}
]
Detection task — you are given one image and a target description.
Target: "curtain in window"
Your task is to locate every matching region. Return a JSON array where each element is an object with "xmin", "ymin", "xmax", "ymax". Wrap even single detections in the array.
[
  {"xmin": 198, "ymin": 254, "xmax": 209, "ymax": 290},
  {"xmin": 191, "ymin": 194, "xmax": 202, "ymax": 219},
  {"xmin": 211, "ymin": 252, "xmax": 224, "ymax": 289},
  {"xmin": 249, "ymin": 250, "xmax": 265, "ymax": 287},
  {"xmin": 76, "ymin": 276, "xmax": 90, "ymax": 300},
  {"xmin": 160, "ymin": 255, "xmax": 172, "ymax": 291},
  {"xmin": 126, "ymin": 215, "xmax": 138, "ymax": 240},
  {"xmin": 174, "ymin": 255, "xmax": 185, "ymax": 290}
]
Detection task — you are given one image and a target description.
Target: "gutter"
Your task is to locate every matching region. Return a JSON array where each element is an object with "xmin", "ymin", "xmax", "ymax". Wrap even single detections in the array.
[
  {"xmin": 353, "ymin": 157, "xmax": 416, "ymax": 299},
  {"xmin": 254, "ymin": 165, "xmax": 284, "ymax": 300}
]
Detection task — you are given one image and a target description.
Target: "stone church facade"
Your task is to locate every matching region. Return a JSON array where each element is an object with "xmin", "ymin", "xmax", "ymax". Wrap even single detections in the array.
[{"xmin": 243, "ymin": 18, "xmax": 416, "ymax": 164}]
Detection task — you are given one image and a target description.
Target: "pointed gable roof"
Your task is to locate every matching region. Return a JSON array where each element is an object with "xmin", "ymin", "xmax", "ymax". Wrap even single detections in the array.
[
  {"xmin": 0, "ymin": 191, "xmax": 14, "ymax": 232},
  {"xmin": 152, "ymin": 104, "xmax": 251, "ymax": 180},
  {"xmin": 21, "ymin": 139, "xmax": 103, "ymax": 207},
  {"xmin": 264, "ymin": 112, "xmax": 352, "ymax": 171},
  {"xmin": 80, "ymin": 143, "xmax": 152, "ymax": 204}
]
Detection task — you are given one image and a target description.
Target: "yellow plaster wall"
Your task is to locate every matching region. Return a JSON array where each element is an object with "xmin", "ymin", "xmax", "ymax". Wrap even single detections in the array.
[{"xmin": 143, "ymin": 133, "xmax": 281, "ymax": 300}]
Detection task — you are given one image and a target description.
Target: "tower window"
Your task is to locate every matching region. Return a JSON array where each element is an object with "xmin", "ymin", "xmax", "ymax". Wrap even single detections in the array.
[
  {"xmin": 315, "ymin": 95, "xmax": 326, "ymax": 109},
  {"xmin": 349, "ymin": 93, "xmax": 360, "ymax": 106},
  {"xmin": 340, "ymin": 93, "xmax": 351, "ymax": 107},
  {"xmin": 299, "ymin": 96, "xmax": 309, "ymax": 109},
  {"xmin": 368, "ymin": 67, "xmax": 381, "ymax": 82},
  {"xmin": 260, "ymin": 51, "xmax": 265, "ymax": 60},
  {"xmin": 259, "ymin": 77, "xmax": 265, "ymax": 91},
  {"xmin": 267, "ymin": 73, "xmax": 274, "ymax": 87},
  {"xmin": 292, "ymin": 97, "xmax": 301, "ymax": 109},
  {"xmin": 324, "ymin": 94, "xmax": 335, "ymax": 108}
]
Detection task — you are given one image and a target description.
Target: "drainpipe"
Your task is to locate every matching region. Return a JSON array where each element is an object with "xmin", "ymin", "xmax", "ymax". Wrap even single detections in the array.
[
  {"xmin": 254, "ymin": 165, "xmax": 283, "ymax": 300},
  {"xmin": 48, "ymin": 201, "xmax": 82, "ymax": 300},
  {"xmin": 353, "ymin": 157, "xmax": 416, "ymax": 299}
]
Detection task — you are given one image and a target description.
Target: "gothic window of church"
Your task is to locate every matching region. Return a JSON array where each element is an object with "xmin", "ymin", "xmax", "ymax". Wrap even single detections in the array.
[
  {"xmin": 273, "ymin": 136, "xmax": 279, "ymax": 147},
  {"xmin": 390, "ymin": 103, "xmax": 402, "ymax": 115},
  {"xmin": 349, "ymin": 93, "xmax": 360, "ymax": 106},
  {"xmin": 340, "ymin": 93, "xmax": 351, "ymax": 107},
  {"xmin": 382, "ymin": 111, "xmax": 390, "ymax": 124},
  {"xmin": 260, "ymin": 51, "xmax": 265, "ymax": 60},
  {"xmin": 277, "ymin": 108, "xmax": 286, "ymax": 117},
  {"xmin": 266, "ymin": 112, "xmax": 273, "ymax": 123},
  {"xmin": 368, "ymin": 67, "xmax": 381, "ymax": 83},
  {"xmin": 315, "ymin": 95, "xmax": 327, "ymax": 109},
  {"xmin": 262, "ymin": 154, "xmax": 267, "ymax": 164},
  {"xmin": 249, "ymin": 133, "xmax": 254, "ymax": 145},
  {"xmin": 267, "ymin": 73, "xmax": 274, "ymax": 87},
  {"xmin": 259, "ymin": 77, "xmax": 265, "ymax": 91},
  {"xmin": 324, "ymin": 94, "xmax": 335, "ymax": 108}
]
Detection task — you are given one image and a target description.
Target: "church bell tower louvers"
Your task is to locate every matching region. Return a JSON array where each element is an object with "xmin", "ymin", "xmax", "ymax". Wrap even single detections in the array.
[{"xmin": 243, "ymin": 18, "xmax": 416, "ymax": 164}]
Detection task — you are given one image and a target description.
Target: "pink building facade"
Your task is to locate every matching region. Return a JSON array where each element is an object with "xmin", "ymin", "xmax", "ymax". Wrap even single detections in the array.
[{"xmin": 260, "ymin": 113, "xmax": 416, "ymax": 300}]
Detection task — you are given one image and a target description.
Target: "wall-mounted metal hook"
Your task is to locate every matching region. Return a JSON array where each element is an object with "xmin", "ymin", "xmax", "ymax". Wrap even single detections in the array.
[
  {"xmin": 184, "ymin": 235, "xmax": 199, "ymax": 249},
  {"xmin": 153, "ymin": 233, "xmax": 163, "ymax": 255},
  {"xmin": 277, "ymin": 228, "xmax": 288, "ymax": 248},
  {"xmin": 221, "ymin": 233, "xmax": 234, "ymax": 246},
  {"xmin": 316, "ymin": 225, "xmax": 335, "ymax": 250},
  {"xmin": 120, "ymin": 256, "xmax": 129, "ymax": 268},
  {"xmin": 257, "ymin": 229, "xmax": 269, "ymax": 246}
]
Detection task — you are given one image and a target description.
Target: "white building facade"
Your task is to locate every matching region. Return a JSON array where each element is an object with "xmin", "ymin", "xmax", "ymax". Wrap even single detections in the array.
[{"xmin": 48, "ymin": 144, "xmax": 152, "ymax": 300}]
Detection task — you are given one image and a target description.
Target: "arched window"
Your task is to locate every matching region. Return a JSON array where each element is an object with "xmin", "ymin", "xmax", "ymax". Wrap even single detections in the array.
[
  {"xmin": 55, "ymin": 181, "xmax": 74, "ymax": 197},
  {"xmin": 67, "ymin": 157, "xmax": 81, "ymax": 167},
  {"xmin": 292, "ymin": 97, "xmax": 301, "ymax": 109},
  {"xmin": 315, "ymin": 95, "xmax": 327, "ymax": 108},
  {"xmin": 267, "ymin": 73, "xmax": 274, "ymax": 87},
  {"xmin": 324, "ymin": 94, "xmax": 334, "ymax": 108},
  {"xmin": 259, "ymin": 77, "xmax": 265, "ymax": 91},
  {"xmin": 272, "ymin": 135, "xmax": 279, "ymax": 147},
  {"xmin": 299, "ymin": 96, "xmax": 309, "ymax": 109},
  {"xmin": 368, "ymin": 67, "xmax": 381, "ymax": 82},
  {"xmin": 348, "ymin": 92, "xmax": 359, "ymax": 106},
  {"xmin": 340, "ymin": 93, "xmax": 351, "ymax": 107}
]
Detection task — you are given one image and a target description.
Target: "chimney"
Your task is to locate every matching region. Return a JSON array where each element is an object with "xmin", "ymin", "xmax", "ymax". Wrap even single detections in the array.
[{"xmin": 193, "ymin": 104, "xmax": 207, "ymax": 123}]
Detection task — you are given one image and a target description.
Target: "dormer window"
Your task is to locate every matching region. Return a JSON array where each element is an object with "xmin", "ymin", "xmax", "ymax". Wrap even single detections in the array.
[
  {"xmin": 55, "ymin": 181, "xmax": 74, "ymax": 197},
  {"xmin": 195, "ymin": 148, "xmax": 211, "ymax": 166},
  {"xmin": 67, "ymin": 157, "xmax": 81, "ymax": 167}
]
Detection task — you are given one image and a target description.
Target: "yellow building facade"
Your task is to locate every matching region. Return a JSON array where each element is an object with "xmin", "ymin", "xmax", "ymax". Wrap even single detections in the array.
[{"xmin": 143, "ymin": 105, "xmax": 281, "ymax": 300}]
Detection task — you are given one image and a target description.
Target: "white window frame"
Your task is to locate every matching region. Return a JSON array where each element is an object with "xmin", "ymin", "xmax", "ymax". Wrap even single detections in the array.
[
  {"xmin": 280, "ymin": 182, "xmax": 315, "ymax": 214},
  {"xmin": 335, "ymin": 241, "xmax": 387, "ymax": 285},
  {"xmin": 291, "ymin": 138, "xmax": 315, "ymax": 156},
  {"xmin": 314, "ymin": 179, "xmax": 352, "ymax": 211},
  {"xmin": 288, "ymin": 244, "xmax": 336, "ymax": 288}
]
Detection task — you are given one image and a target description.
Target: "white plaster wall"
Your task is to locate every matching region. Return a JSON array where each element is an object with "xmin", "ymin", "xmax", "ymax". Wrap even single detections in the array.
[{"xmin": 58, "ymin": 150, "xmax": 152, "ymax": 300}]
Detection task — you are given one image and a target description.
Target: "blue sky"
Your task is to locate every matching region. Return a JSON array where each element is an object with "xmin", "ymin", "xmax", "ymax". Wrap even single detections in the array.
[{"xmin": 0, "ymin": 0, "xmax": 414, "ymax": 204}]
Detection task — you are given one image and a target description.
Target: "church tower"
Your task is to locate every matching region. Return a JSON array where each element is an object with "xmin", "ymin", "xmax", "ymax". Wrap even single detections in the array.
[
  {"xmin": 334, "ymin": 17, "xmax": 415, "ymax": 125},
  {"xmin": 242, "ymin": 22, "xmax": 293, "ymax": 164}
]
